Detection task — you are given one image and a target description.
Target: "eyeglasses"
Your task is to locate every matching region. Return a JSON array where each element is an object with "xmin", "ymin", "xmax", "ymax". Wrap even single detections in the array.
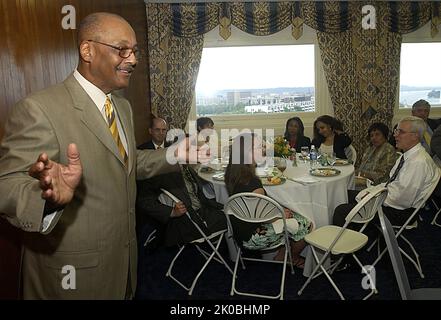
[
  {"xmin": 394, "ymin": 128, "xmax": 415, "ymax": 135},
  {"xmin": 87, "ymin": 40, "xmax": 140, "ymax": 59}
]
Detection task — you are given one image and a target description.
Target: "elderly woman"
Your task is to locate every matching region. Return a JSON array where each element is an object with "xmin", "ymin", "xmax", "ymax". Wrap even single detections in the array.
[
  {"xmin": 357, "ymin": 122, "xmax": 399, "ymax": 186},
  {"xmin": 283, "ymin": 117, "xmax": 311, "ymax": 153},
  {"xmin": 312, "ymin": 115, "xmax": 352, "ymax": 159}
]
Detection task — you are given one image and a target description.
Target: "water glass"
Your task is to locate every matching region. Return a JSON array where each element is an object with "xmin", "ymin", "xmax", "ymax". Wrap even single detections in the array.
[
  {"xmin": 328, "ymin": 152, "xmax": 337, "ymax": 166},
  {"xmin": 301, "ymin": 146, "xmax": 309, "ymax": 163}
]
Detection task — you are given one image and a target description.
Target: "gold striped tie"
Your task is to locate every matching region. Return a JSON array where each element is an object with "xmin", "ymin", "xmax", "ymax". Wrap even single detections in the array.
[{"xmin": 104, "ymin": 97, "xmax": 128, "ymax": 166}]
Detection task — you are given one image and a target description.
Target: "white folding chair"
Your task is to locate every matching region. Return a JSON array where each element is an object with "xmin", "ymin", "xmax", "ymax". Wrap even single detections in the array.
[
  {"xmin": 370, "ymin": 174, "xmax": 441, "ymax": 279},
  {"xmin": 224, "ymin": 192, "xmax": 294, "ymax": 300},
  {"xmin": 378, "ymin": 210, "xmax": 441, "ymax": 300},
  {"xmin": 298, "ymin": 187, "xmax": 388, "ymax": 300},
  {"xmin": 431, "ymin": 198, "xmax": 441, "ymax": 227},
  {"xmin": 344, "ymin": 144, "xmax": 357, "ymax": 163},
  {"xmin": 159, "ymin": 188, "xmax": 233, "ymax": 295},
  {"xmin": 430, "ymin": 179, "xmax": 441, "ymax": 227}
]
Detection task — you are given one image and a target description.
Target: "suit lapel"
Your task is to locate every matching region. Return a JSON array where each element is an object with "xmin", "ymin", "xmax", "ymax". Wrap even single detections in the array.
[{"xmin": 63, "ymin": 75, "xmax": 127, "ymax": 170}]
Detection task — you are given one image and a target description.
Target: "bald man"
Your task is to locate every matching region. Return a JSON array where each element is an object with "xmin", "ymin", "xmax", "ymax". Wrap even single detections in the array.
[
  {"xmin": 138, "ymin": 118, "xmax": 170, "ymax": 150},
  {"xmin": 0, "ymin": 13, "xmax": 186, "ymax": 299}
]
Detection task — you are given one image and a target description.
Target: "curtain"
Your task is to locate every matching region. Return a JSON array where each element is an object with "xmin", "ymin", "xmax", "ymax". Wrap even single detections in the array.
[
  {"xmin": 146, "ymin": 1, "xmax": 440, "ymax": 135},
  {"xmin": 318, "ymin": 2, "xmax": 402, "ymax": 157},
  {"xmin": 147, "ymin": 3, "xmax": 203, "ymax": 129}
]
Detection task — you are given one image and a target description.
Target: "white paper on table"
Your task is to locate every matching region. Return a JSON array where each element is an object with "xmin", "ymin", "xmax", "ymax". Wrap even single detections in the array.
[{"xmin": 272, "ymin": 218, "xmax": 299, "ymax": 234}]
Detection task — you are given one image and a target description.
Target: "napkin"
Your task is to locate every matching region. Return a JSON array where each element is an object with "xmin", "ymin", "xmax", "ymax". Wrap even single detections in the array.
[{"xmin": 290, "ymin": 175, "xmax": 320, "ymax": 184}]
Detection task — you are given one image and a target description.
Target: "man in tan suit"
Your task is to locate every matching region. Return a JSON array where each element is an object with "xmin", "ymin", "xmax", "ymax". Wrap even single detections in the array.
[{"xmin": 0, "ymin": 13, "xmax": 197, "ymax": 299}]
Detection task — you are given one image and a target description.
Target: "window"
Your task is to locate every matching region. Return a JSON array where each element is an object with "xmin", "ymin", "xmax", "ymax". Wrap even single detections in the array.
[
  {"xmin": 399, "ymin": 43, "xmax": 441, "ymax": 109},
  {"xmin": 195, "ymin": 45, "xmax": 315, "ymax": 116}
]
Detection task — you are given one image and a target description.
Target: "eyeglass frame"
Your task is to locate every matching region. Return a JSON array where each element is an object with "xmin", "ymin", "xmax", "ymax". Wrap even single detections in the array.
[{"xmin": 87, "ymin": 39, "xmax": 140, "ymax": 59}]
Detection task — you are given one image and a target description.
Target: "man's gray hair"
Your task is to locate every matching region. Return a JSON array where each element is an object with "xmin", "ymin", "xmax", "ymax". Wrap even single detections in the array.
[{"xmin": 399, "ymin": 116, "xmax": 427, "ymax": 140}]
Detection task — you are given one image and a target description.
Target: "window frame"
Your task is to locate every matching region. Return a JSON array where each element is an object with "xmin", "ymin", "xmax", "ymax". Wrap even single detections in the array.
[
  {"xmin": 394, "ymin": 22, "xmax": 441, "ymax": 124},
  {"xmin": 188, "ymin": 24, "xmax": 333, "ymax": 138}
]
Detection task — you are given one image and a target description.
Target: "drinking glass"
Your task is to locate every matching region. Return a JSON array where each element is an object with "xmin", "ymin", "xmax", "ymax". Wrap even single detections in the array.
[
  {"xmin": 301, "ymin": 146, "xmax": 309, "ymax": 163},
  {"xmin": 328, "ymin": 152, "xmax": 337, "ymax": 167},
  {"xmin": 276, "ymin": 158, "xmax": 287, "ymax": 177}
]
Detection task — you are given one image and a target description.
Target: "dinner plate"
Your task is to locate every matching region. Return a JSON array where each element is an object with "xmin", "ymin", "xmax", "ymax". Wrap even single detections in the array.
[
  {"xmin": 333, "ymin": 159, "xmax": 351, "ymax": 166},
  {"xmin": 261, "ymin": 177, "xmax": 286, "ymax": 186},
  {"xmin": 212, "ymin": 172, "xmax": 225, "ymax": 181},
  {"xmin": 309, "ymin": 168, "xmax": 341, "ymax": 177},
  {"xmin": 199, "ymin": 166, "xmax": 215, "ymax": 173}
]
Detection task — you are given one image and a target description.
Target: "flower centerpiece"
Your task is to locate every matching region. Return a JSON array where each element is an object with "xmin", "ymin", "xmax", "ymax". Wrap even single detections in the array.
[{"xmin": 272, "ymin": 136, "xmax": 294, "ymax": 158}]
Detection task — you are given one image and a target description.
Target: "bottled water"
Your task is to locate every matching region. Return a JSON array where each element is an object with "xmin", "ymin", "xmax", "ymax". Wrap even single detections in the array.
[{"xmin": 309, "ymin": 145, "xmax": 318, "ymax": 168}]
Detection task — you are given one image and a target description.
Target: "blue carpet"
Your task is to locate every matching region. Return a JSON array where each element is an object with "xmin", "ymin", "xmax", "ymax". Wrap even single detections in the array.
[{"xmin": 135, "ymin": 205, "xmax": 441, "ymax": 300}]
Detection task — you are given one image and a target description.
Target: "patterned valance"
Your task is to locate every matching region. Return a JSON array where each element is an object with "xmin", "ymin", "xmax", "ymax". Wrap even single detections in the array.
[{"xmin": 169, "ymin": 1, "xmax": 440, "ymax": 40}]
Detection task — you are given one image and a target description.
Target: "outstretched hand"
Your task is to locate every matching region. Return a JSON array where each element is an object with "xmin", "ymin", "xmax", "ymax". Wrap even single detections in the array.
[
  {"xmin": 172, "ymin": 136, "xmax": 211, "ymax": 164},
  {"xmin": 28, "ymin": 143, "xmax": 82, "ymax": 208}
]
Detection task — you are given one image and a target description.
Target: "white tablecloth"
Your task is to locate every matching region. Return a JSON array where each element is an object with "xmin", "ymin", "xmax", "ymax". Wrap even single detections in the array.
[{"xmin": 198, "ymin": 160, "xmax": 355, "ymax": 276}]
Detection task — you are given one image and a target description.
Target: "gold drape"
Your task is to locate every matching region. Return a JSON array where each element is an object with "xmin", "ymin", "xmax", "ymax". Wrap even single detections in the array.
[
  {"xmin": 318, "ymin": 2, "xmax": 401, "ymax": 158},
  {"xmin": 147, "ymin": 3, "xmax": 203, "ymax": 129}
]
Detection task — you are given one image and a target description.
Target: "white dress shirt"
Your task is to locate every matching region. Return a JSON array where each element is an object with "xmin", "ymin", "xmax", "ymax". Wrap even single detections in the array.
[
  {"xmin": 153, "ymin": 142, "xmax": 165, "ymax": 150},
  {"xmin": 73, "ymin": 70, "xmax": 128, "ymax": 152},
  {"xmin": 384, "ymin": 143, "xmax": 440, "ymax": 210}
]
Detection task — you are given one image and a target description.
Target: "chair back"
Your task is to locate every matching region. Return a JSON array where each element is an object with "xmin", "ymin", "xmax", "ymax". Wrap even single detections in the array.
[
  {"xmin": 395, "ymin": 171, "xmax": 440, "ymax": 234},
  {"xmin": 318, "ymin": 187, "xmax": 387, "ymax": 252},
  {"xmin": 378, "ymin": 208, "xmax": 412, "ymax": 300},
  {"xmin": 346, "ymin": 186, "xmax": 388, "ymax": 226},
  {"xmin": 224, "ymin": 192, "xmax": 288, "ymax": 250},
  {"xmin": 224, "ymin": 192, "xmax": 284, "ymax": 223},
  {"xmin": 345, "ymin": 145, "xmax": 357, "ymax": 163}
]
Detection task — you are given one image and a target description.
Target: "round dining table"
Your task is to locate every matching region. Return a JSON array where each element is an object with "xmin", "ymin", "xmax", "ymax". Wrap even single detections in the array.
[{"xmin": 199, "ymin": 158, "xmax": 355, "ymax": 229}]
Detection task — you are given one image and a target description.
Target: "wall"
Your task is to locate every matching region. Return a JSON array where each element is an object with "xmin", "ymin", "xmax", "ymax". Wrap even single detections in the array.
[{"xmin": 0, "ymin": 0, "xmax": 150, "ymax": 299}]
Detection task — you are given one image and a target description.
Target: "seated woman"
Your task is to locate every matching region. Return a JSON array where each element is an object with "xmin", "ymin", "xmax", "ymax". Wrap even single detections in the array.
[
  {"xmin": 312, "ymin": 115, "xmax": 352, "ymax": 159},
  {"xmin": 224, "ymin": 133, "xmax": 311, "ymax": 268},
  {"xmin": 356, "ymin": 122, "xmax": 399, "ymax": 187},
  {"xmin": 283, "ymin": 117, "xmax": 311, "ymax": 153}
]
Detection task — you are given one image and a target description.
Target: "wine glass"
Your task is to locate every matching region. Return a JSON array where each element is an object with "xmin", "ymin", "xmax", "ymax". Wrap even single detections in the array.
[
  {"xmin": 276, "ymin": 158, "xmax": 287, "ymax": 177},
  {"xmin": 301, "ymin": 146, "xmax": 309, "ymax": 163},
  {"xmin": 328, "ymin": 152, "xmax": 337, "ymax": 167}
]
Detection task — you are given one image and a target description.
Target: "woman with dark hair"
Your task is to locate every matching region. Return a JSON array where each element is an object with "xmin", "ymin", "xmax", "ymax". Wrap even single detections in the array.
[
  {"xmin": 224, "ymin": 133, "xmax": 311, "ymax": 268},
  {"xmin": 283, "ymin": 117, "xmax": 311, "ymax": 153},
  {"xmin": 356, "ymin": 122, "xmax": 398, "ymax": 186},
  {"xmin": 196, "ymin": 117, "xmax": 214, "ymax": 132},
  {"xmin": 312, "ymin": 115, "xmax": 352, "ymax": 159}
]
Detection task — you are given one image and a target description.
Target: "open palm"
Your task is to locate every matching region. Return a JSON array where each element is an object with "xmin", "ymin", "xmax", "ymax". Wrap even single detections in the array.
[{"xmin": 29, "ymin": 144, "xmax": 82, "ymax": 206}]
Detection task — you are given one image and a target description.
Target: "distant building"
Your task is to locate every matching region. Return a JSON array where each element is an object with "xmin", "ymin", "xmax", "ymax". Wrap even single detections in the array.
[{"xmin": 227, "ymin": 91, "xmax": 252, "ymax": 106}]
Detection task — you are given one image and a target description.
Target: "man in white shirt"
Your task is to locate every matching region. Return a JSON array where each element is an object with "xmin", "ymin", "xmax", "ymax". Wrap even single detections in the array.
[
  {"xmin": 334, "ymin": 116, "xmax": 440, "ymax": 227},
  {"xmin": 138, "ymin": 117, "xmax": 169, "ymax": 150}
]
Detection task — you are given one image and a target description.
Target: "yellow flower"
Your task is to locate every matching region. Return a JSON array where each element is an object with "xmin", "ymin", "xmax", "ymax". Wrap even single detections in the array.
[{"xmin": 273, "ymin": 136, "xmax": 293, "ymax": 157}]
